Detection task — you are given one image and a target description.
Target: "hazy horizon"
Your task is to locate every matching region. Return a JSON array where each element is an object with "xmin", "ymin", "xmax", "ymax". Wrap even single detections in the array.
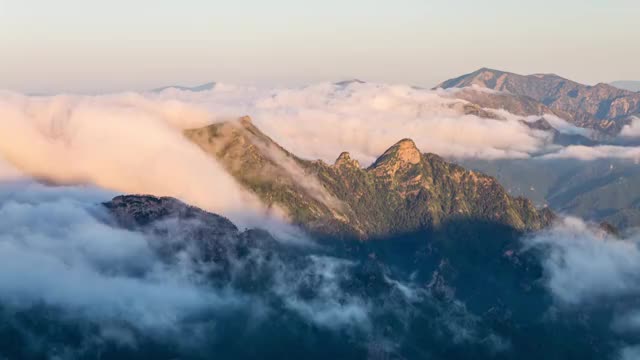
[{"xmin": 1, "ymin": 0, "xmax": 638, "ymax": 93}]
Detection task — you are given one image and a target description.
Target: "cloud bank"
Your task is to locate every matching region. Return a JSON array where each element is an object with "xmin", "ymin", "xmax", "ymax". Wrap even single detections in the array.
[
  {"xmin": 249, "ymin": 83, "xmax": 553, "ymax": 162},
  {"xmin": 152, "ymin": 81, "xmax": 640, "ymax": 163},
  {"xmin": 0, "ymin": 91, "xmax": 274, "ymax": 228},
  {"xmin": 525, "ymin": 217, "xmax": 640, "ymax": 305},
  {"xmin": 155, "ymin": 82, "xmax": 556, "ymax": 162},
  {"xmin": 621, "ymin": 117, "xmax": 640, "ymax": 138}
]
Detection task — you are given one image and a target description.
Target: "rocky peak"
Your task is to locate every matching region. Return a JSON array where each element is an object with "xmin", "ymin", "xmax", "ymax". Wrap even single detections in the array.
[
  {"xmin": 372, "ymin": 139, "xmax": 421, "ymax": 167},
  {"xmin": 333, "ymin": 151, "xmax": 360, "ymax": 169},
  {"xmin": 368, "ymin": 139, "xmax": 422, "ymax": 179}
]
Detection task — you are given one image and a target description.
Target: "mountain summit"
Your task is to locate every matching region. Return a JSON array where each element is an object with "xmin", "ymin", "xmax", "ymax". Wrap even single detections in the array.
[
  {"xmin": 437, "ymin": 68, "xmax": 640, "ymax": 135},
  {"xmin": 184, "ymin": 117, "xmax": 553, "ymax": 239},
  {"xmin": 372, "ymin": 139, "xmax": 422, "ymax": 167}
]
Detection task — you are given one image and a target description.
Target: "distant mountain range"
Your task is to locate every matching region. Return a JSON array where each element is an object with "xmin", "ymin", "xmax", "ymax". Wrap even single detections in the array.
[
  {"xmin": 184, "ymin": 117, "xmax": 552, "ymax": 239},
  {"xmin": 437, "ymin": 68, "xmax": 640, "ymax": 135},
  {"xmin": 611, "ymin": 80, "xmax": 640, "ymax": 92},
  {"xmin": 151, "ymin": 81, "xmax": 216, "ymax": 92},
  {"xmin": 428, "ymin": 68, "xmax": 640, "ymax": 229}
]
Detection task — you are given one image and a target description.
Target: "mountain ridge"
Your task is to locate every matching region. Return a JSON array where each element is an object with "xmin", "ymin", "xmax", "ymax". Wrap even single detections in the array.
[
  {"xmin": 151, "ymin": 81, "xmax": 216, "ymax": 92},
  {"xmin": 184, "ymin": 117, "xmax": 553, "ymax": 239},
  {"xmin": 611, "ymin": 80, "xmax": 640, "ymax": 92},
  {"xmin": 437, "ymin": 68, "xmax": 640, "ymax": 135}
]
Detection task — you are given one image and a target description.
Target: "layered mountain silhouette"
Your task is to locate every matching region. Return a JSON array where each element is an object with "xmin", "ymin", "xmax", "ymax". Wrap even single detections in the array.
[
  {"xmin": 184, "ymin": 116, "xmax": 553, "ymax": 239},
  {"xmin": 611, "ymin": 80, "xmax": 640, "ymax": 92},
  {"xmin": 151, "ymin": 81, "xmax": 216, "ymax": 92},
  {"xmin": 437, "ymin": 68, "xmax": 640, "ymax": 135}
]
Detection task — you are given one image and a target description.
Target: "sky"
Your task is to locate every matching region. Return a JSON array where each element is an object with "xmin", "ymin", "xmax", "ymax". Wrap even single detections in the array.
[{"xmin": 0, "ymin": 0, "xmax": 638, "ymax": 93}]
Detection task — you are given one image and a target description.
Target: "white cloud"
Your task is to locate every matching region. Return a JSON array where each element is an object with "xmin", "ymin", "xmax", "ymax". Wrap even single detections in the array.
[
  {"xmin": 156, "ymin": 81, "xmax": 640, "ymax": 163},
  {"xmin": 524, "ymin": 217, "xmax": 640, "ymax": 305},
  {"xmin": 0, "ymin": 91, "xmax": 273, "ymax": 228},
  {"xmin": 248, "ymin": 83, "xmax": 551, "ymax": 162},
  {"xmin": 621, "ymin": 117, "xmax": 640, "ymax": 138},
  {"xmin": 0, "ymin": 183, "xmax": 244, "ymax": 332},
  {"xmin": 538, "ymin": 114, "xmax": 593, "ymax": 136},
  {"xmin": 542, "ymin": 145, "xmax": 640, "ymax": 161},
  {"xmin": 2, "ymin": 82, "xmax": 640, "ymax": 233}
]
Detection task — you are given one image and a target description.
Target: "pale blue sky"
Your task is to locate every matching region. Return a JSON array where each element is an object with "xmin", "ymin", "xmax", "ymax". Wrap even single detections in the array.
[{"xmin": 0, "ymin": 0, "xmax": 638, "ymax": 93}]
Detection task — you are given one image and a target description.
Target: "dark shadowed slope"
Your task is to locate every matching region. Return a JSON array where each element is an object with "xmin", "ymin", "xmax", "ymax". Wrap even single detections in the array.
[{"xmin": 0, "ymin": 191, "xmax": 623, "ymax": 359}]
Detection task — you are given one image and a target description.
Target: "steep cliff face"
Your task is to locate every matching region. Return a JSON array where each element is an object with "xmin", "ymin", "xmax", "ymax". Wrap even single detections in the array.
[
  {"xmin": 184, "ymin": 117, "xmax": 553, "ymax": 239},
  {"xmin": 437, "ymin": 68, "xmax": 640, "ymax": 135}
]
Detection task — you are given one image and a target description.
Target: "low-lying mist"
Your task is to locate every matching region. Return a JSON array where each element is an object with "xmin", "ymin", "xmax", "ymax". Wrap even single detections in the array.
[
  {"xmin": 2, "ymin": 180, "xmax": 640, "ymax": 358},
  {"xmin": 0, "ymin": 182, "xmax": 504, "ymax": 359}
]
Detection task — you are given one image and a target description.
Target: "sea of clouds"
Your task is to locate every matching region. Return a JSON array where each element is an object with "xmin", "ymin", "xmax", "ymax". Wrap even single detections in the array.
[
  {"xmin": 1, "ymin": 81, "xmax": 640, "ymax": 357},
  {"xmin": 1, "ymin": 81, "xmax": 639, "ymax": 219}
]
